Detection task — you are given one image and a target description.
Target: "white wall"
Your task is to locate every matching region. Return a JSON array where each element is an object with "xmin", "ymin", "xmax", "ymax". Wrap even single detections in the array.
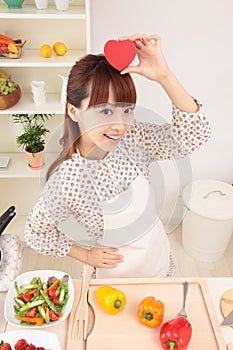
[{"xmin": 89, "ymin": 0, "xmax": 233, "ymax": 228}]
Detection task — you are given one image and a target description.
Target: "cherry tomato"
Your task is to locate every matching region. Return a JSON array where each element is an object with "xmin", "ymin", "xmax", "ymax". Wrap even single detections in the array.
[
  {"xmin": 49, "ymin": 309, "xmax": 58, "ymax": 321},
  {"xmin": 48, "ymin": 287, "xmax": 57, "ymax": 299},
  {"xmin": 22, "ymin": 293, "xmax": 33, "ymax": 302},
  {"xmin": 52, "ymin": 296, "xmax": 60, "ymax": 305},
  {"xmin": 26, "ymin": 306, "xmax": 37, "ymax": 318}
]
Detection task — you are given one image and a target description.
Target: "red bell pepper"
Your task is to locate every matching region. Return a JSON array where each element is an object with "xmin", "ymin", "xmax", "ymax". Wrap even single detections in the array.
[{"xmin": 159, "ymin": 316, "xmax": 192, "ymax": 350}]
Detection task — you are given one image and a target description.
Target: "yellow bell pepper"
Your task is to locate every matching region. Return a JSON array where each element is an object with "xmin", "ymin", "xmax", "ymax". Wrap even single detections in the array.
[{"xmin": 96, "ymin": 285, "xmax": 126, "ymax": 315}]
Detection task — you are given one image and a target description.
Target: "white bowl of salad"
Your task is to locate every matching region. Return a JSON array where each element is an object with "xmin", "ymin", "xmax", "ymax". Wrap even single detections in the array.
[{"xmin": 4, "ymin": 270, "xmax": 74, "ymax": 328}]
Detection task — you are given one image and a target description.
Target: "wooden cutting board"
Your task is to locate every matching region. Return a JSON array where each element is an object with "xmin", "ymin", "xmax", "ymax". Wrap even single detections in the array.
[
  {"xmin": 220, "ymin": 288, "xmax": 233, "ymax": 328},
  {"xmin": 86, "ymin": 278, "xmax": 226, "ymax": 350}
]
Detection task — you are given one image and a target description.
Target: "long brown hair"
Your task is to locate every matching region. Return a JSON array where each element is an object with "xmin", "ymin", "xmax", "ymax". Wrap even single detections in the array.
[{"xmin": 46, "ymin": 54, "xmax": 137, "ymax": 180}]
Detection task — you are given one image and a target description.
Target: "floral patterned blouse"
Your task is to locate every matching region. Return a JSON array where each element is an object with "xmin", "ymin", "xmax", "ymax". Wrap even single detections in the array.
[{"xmin": 24, "ymin": 101, "xmax": 211, "ymax": 257}]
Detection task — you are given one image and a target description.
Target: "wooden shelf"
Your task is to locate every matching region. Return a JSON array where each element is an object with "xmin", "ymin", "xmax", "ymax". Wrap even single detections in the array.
[
  {"xmin": 0, "ymin": 4, "xmax": 86, "ymax": 19},
  {"xmin": 0, "ymin": 49, "xmax": 86, "ymax": 67},
  {"xmin": 0, "ymin": 152, "xmax": 58, "ymax": 178}
]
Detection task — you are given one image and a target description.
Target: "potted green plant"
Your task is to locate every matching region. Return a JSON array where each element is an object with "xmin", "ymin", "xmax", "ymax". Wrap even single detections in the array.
[{"xmin": 12, "ymin": 113, "xmax": 53, "ymax": 169}]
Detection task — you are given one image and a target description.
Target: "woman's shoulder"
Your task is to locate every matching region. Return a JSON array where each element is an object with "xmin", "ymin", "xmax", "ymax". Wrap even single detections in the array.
[
  {"xmin": 47, "ymin": 153, "xmax": 82, "ymax": 182},
  {"xmin": 125, "ymin": 120, "xmax": 161, "ymax": 139},
  {"xmin": 126, "ymin": 120, "xmax": 145, "ymax": 135}
]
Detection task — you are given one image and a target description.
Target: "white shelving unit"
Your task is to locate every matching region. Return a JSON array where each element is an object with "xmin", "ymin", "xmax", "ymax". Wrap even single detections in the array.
[
  {"xmin": 0, "ymin": 152, "xmax": 58, "ymax": 178},
  {"xmin": 0, "ymin": 93, "xmax": 65, "ymax": 114},
  {"xmin": 0, "ymin": 0, "xmax": 90, "ymax": 221},
  {"xmin": 0, "ymin": 4, "xmax": 86, "ymax": 18},
  {"xmin": 0, "ymin": 0, "xmax": 90, "ymax": 166},
  {"xmin": 0, "ymin": 49, "xmax": 86, "ymax": 68}
]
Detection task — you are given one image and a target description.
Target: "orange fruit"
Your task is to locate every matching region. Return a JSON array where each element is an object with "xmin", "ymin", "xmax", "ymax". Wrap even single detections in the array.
[
  {"xmin": 40, "ymin": 44, "xmax": 52, "ymax": 58},
  {"xmin": 53, "ymin": 42, "xmax": 67, "ymax": 56},
  {"xmin": 0, "ymin": 72, "xmax": 7, "ymax": 79}
]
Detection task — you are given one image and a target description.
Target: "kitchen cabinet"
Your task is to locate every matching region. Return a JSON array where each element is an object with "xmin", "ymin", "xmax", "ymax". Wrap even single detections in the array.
[{"xmin": 0, "ymin": 0, "xmax": 90, "ymax": 236}]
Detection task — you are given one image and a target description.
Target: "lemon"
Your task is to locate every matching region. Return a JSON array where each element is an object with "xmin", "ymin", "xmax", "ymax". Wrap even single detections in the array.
[
  {"xmin": 0, "ymin": 72, "xmax": 7, "ymax": 79},
  {"xmin": 53, "ymin": 42, "xmax": 67, "ymax": 56},
  {"xmin": 40, "ymin": 44, "xmax": 52, "ymax": 58}
]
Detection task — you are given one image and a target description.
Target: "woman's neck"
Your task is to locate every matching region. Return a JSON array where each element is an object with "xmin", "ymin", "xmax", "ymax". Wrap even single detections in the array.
[{"xmin": 78, "ymin": 143, "xmax": 108, "ymax": 160}]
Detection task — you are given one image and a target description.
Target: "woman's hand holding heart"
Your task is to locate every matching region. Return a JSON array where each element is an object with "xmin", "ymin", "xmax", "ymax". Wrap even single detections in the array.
[{"xmin": 119, "ymin": 33, "xmax": 171, "ymax": 83}]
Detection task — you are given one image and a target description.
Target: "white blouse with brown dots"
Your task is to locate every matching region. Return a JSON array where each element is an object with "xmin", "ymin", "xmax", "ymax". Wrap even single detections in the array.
[{"xmin": 24, "ymin": 101, "xmax": 211, "ymax": 258}]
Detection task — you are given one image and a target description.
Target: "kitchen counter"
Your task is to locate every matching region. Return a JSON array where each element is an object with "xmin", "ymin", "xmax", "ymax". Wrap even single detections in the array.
[{"xmin": 0, "ymin": 277, "xmax": 232, "ymax": 349}]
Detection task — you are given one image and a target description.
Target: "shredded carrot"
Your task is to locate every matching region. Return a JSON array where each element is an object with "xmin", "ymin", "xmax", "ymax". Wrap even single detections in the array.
[
  {"xmin": 16, "ymin": 288, "xmax": 37, "ymax": 298},
  {"xmin": 17, "ymin": 316, "xmax": 44, "ymax": 326},
  {"xmin": 35, "ymin": 317, "xmax": 44, "ymax": 326},
  {"xmin": 47, "ymin": 279, "xmax": 60, "ymax": 291},
  {"xmin": 57, "ymin": 312, "xmax": 63, "ymax": 317}
]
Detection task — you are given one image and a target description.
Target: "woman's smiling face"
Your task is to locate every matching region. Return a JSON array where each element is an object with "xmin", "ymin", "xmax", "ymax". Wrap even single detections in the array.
[{"xmin": 75, "ymin": 85, "xmax": 135, "ymax": 159}]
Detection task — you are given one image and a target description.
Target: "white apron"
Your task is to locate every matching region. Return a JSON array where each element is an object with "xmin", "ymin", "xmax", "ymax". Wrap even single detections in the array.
[{"xmin": 96, "ymin": 175, "xmax": 170, "ymax": 278}]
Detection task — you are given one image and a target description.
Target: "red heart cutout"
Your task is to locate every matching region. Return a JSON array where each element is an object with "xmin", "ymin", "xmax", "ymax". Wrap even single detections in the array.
[{"xmin": 104, "ymin": 39, "xmax": 136, "ymax": 71}]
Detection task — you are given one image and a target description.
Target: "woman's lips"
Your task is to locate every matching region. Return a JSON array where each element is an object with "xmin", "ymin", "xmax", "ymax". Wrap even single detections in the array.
[{"xmin": 104, "ymin": 133, "xmax": 122, "ymax": 142}]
